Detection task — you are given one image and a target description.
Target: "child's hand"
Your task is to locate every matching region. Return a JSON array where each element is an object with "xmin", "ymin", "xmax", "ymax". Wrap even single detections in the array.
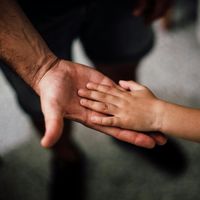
[{"xmin": 78, "ymin": 80, "xmax": 163, "ymax": 133}]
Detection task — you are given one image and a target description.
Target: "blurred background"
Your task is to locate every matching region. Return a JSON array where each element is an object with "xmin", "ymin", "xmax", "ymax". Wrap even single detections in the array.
[{"xmin": 1, "ymin": 1, "xmax": 200, "ymax": 199}]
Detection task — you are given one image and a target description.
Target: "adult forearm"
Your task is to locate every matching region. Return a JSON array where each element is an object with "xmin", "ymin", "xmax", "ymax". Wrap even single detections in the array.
[
  {"xmin": 0, "ymin": 0, "xmax": 57, "ymax": 92},
  {"xmin": 160, "ymin": 101, "xmax": 200, "ymax": 142}
]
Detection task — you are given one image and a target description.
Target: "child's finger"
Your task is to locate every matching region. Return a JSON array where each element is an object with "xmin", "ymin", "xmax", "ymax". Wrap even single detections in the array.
[
  {"xmin": 80, "ymin": 98, "xmax": 116, "ymax": 115},
  {"xmin": 116, "ymin": 84, "xmax": 126, "ymax": 92},
  {"xmin": 86, "ymin": 82, "xmax": 124, "ymax": 98},
  {"xmin": 119, "ymin": 80, "xmax": 144, "ymax": 91},
  {"xmin": 91, "ymin": 116, "xmax": 120, "ymax": 127},
  {"xmin": 78, "ymin": 89, "xmax": 121, "ymax": 106}
]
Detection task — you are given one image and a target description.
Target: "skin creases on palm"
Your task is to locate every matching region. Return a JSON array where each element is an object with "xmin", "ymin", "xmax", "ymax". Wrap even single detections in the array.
[{"xmin": 62, "ymin": 62, "xmax": 116, "ymax": 123}]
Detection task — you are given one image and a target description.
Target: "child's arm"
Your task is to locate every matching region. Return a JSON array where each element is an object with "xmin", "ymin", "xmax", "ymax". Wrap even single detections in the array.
[{"xmin": 78, "ymin": 80, "xmax": 200, "ymax": 143}]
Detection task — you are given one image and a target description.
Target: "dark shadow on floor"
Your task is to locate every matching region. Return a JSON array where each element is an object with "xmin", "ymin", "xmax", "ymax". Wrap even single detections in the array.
[
  {"xmin": 0, "ymin": 139, "xmax": 88, "ymax": 200},
  {"xmin": 114, "ymin": 137, "xmax": 189, "ymax": 177}
]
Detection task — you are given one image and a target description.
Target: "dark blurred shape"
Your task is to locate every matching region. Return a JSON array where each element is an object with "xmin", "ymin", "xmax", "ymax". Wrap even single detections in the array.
[
  {"xmin": 161, "ymin": 0, "xmax": 198, "ymax": 30},
  {"xmin": 0, "ymin": 156, "xmax": 3, "ymax": 167},
  {"xmin": 114, "ymin": 137, "xmax": 188, "ymax": 176},
  {"xmin": 30, "ymin": 119, "xmax": 87, "ymax": 200},
  {"xmin": 49, "ymin": 152, "xmax": 87, "ymax": 200}
]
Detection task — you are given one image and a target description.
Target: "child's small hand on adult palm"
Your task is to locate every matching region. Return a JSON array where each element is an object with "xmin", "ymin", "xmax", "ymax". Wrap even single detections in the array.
[{"xmin": 78, "ymin": 80, "xmax": 165, "ymax": 141}]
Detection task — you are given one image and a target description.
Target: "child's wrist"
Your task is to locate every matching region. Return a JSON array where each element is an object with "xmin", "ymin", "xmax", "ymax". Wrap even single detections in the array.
[{"xmin": 153, "ymin": 99, "xmax": 167, "ymax": 133}]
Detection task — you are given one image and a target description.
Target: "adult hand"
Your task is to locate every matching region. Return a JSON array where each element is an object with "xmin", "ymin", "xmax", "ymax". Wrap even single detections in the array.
[
  {"xmin": 132, "ymin": 0, "xmax": 174, "ymax": 23},
  {"xmin": 36, "ymin": 59, "xmax": 167, "ymax": 148}
]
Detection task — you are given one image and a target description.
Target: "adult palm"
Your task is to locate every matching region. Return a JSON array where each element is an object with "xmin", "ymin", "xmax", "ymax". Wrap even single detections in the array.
[{"xmin": 37, "ymin": 60, "xmax": 166, "ymax": 148}]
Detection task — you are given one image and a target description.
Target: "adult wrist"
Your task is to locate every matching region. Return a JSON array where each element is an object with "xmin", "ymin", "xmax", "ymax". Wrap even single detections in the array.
[{"xmin": 31, "ymin": 54, "xmax": 60, "ymax": 93}]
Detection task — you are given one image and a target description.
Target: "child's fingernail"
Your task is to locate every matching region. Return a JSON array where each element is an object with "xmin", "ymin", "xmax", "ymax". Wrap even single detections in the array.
[
  {"xmin": 86, "ymin": 82, "xmax": 92, "ymax": 89},
  {"xmin": 80, "ymin": 99, "xmax": 86, "ymax": 105},
  {"xmin": 78, "ymin": 89, "xmax": 84, "ymax": 95},
  {"xmin": 119, "ymin": 80, "xmax": 124, "ymax": 83}
]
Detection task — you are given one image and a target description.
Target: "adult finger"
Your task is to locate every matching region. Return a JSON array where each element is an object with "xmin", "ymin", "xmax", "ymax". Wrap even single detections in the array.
[
  {"xmin": 150, "ymin": 132, "xmax": 168, "ymax": 145},
  {"xmin": 98, "ymin": 124, "xmax": 167, "ymax": 147},
  {"xmin": 84, "ymin": 109, "xmax": 156, "ymax": 149},
  {"xmin": 89, "ymin": 122, "xmax": 156, "ymax": 149}
]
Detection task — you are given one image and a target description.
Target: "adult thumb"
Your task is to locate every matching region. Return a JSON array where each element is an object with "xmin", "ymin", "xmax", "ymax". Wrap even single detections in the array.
[{"xmin": 40, "ymin": 103, "xmax": 64, "ymax": 148}]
